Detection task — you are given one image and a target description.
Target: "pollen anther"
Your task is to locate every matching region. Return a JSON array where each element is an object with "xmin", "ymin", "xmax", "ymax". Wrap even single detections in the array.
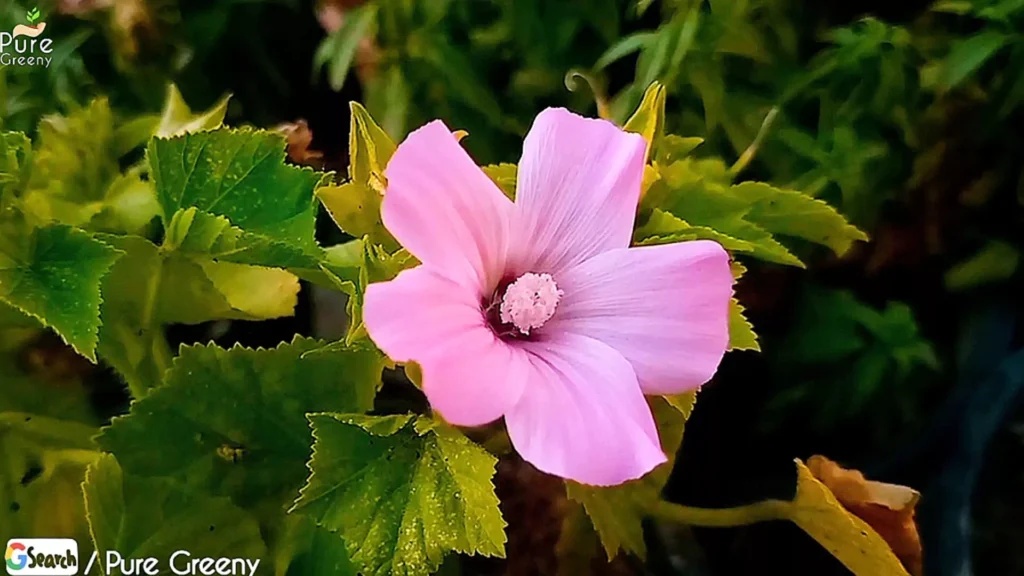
[{"xmin": 499, "ymin": 272, "xmax": 563, "ymax": 335}]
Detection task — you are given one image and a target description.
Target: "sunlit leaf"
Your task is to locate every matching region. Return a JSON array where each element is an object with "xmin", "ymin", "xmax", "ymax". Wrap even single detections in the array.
[
  {"xmin": 317, "ymin": 183, "xmax": 397, "ymax": 250},
  {"xmin": 155, "ymin": 84, "xmax": 231, "ymax": 139},
  {"xmin": 623, "ymin": 82, "xmax": 665, "ymax": 156},
  {"xmin": 0, "ymin": 224, "xmax": 121, "ymax": 361},
  {"xmin": 481, "ymin": 163, "xmax": 517, "ymax": 200},
  {"xmin": 729, "ymin": 298, "xmax": 759, "ymax": 351},
  {"xmin": 148, "ymin": 128, "xmax": 324, "ymax": 251}
]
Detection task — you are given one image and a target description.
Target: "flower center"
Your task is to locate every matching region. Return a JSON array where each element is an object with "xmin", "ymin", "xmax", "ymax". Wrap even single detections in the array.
[{"xmin": 498, "ymin": 272, "xmax": 563, "ymax": 335}]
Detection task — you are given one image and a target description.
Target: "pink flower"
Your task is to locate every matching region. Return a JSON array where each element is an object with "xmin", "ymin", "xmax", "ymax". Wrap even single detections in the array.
[{"xmin": 363, "ymin": 109, "xmax": 733, "ymax": 486}]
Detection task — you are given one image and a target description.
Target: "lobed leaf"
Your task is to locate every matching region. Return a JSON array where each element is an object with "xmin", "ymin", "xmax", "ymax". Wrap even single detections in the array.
[
  {"xmin": 148, "ymin": 128, "xmax": 324, "ymax": 251},
  {"xmin": 293, "ymin": 414, "xmax": 507, "ymax": 576},
  {"xmin": 0, "ymin": 224, "xmax": 121, "ymax": 361},
  {"xmin": 97, "ymin": 337, "xmax": 384, "ymax": 508},
  {"xmin": 730, "ymin": 182, "xmax": 868, "ymax": 257}
]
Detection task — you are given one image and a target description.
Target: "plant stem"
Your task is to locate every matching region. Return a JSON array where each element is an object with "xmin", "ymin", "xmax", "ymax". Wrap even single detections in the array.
[
  {"xmin": 729, "ymin": 106, "xmax": 780, "ymax": 179},
  {"xmin": 649, "ymin": 498, "xmax": 789, "ymax": 527}
]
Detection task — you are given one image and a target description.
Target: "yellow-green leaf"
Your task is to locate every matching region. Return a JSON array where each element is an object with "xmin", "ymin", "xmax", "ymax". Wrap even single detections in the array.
[
  {"xmin": 349, "ymin": 102, "xmax": 396, "ymax": 191},
  {"xmin": 730, "ymin": 182, "xmax": 868, "ymax": 257},
  {"xmin": 317, "ymin": 182, "xmax": 397, "ymax": 250},
  {"xmin": 156, "ymin": 84, "xmax": 231, "ymax": 138},
  {"xmin": 657, "ymin": 134, "xmax": 704, "ymax": 164},
  {"xmin": 482, "ymin": 163, "xmax": 517, "ymax": 200},
  {"xmin": 635, "ymin": 209, "xmax": 757, "ymax": 254},
  {"xmin": 729, "ymin": 298, "xmax": 759, "ymax": 351},
  {"xmin": 651, "ymin": 459, "xmax": 911, "ymax": 575},
  {"xmin": 623, "ymin": 82, "xmax": 666, "ymax": 158},
  {"xmin": 786, "ymin": 459, "xmax": 910, "ymax": 576}
]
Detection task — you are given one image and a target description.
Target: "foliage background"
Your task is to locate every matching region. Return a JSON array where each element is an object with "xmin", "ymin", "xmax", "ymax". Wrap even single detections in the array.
[{"xmin": 2, "ymin": 0, "xmax": 1023, "ymax": 574}]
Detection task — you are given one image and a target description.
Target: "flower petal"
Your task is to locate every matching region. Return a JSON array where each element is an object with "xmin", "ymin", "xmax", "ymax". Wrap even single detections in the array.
[
  {"xmin": 383, "ymin": 120, "xmax": 512, "ymax": 294},
  {"xmin": 505, "ymin": 333, "xmax": 665, "ymax": 486},
  {"xmin": 511, "ymin": 108, "xmax": 647, "ymax": 275},
  {"xmin": 550, "ymin": 240, "xmax": 733, "ymax": 395},
  {"xmin": 364, "ymin": 266, "xmax": 526, "ymax": 426}
]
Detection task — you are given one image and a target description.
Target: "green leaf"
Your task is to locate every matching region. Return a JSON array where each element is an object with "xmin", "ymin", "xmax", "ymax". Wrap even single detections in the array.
[
  {"xmin": 481, "ymin": 163, "xmax": 518, "ymax": 200},
  {"xmin": 23, "ymin": 99, "xmax": 121, "ymax": 227},
  {"xmin": 623, "ymin": 82, "xmax": 666, "ymax": 155},
  {"xmin": 317, "ymin": 183, "xmax": 397, "ymax": 250},
  {"xmin": 164, "ymin": 208, "xmax": 322, "ymax": 270},
  {"xmin": 293, "ymin": 414, "xmax": 507, "ymax": 576},
  {"xmin": 97, "ymin": 337, "xmax": 384, "ymax": 507},
  {"xmin": 84, "ymin": 454, "xmax": 266, "ymax": 569},
  {"xmin": 348, "ymin": 102, "xmax": 396, "ymax": 189},
  {"xmin": 647, "ymin": 161, "xmax": 806, "ymax": 267},
  {"xmin": 92, "ymin": 168, "xmax": 161, "ymax": 235},
  {"xmin": 729, "ymin": 298, "xmax": 760, "ymax": 351},
  {"xmin": 95, "ymin": 235, "xmax": 172, "ymax": 396},
  {"xmin": 314, "ymin": 5, "xmax": 376, "ymax": 92},
  {"xmin": 944, "ymin": 240, "xmax": 1020, "ymax": 291},
  {"xmin": 156, "ymin": 84, "xmax": 231, "ymax": 139},
  {"xmin": 333, "ymin": 238, "xmax": 417, "ymax": 344},
  {"xmin": 0, "ymin": 412, "xmax": 98, "ymax": 542},
  {"xmin": 594, "ymin": 32, "xmax": 658, "ymax": 71},
  {"xmin": 148, "ymin": 128, "xmax": 324, "ymax": 250},
  {"xmin": 656, "ymin": 134, "xmax": 704, "ymax": 164},
  {"xmin": 942, "ymin": 30, "xmax": 1009, "ymax": 89},
  {"xmin": 730, "ymin": 182, "xmax": 868, "ymax": 256},
  {"xmin": 0, "ymin": 224, "xmax": 121, "ymax": 361},
  {"xmin": 635, "ymin": 209, "xmax": 757, "ymax": 254},
  {"xmin": 111, "ymin": 115, "xmax": 160, "ymax": 158},
  {"xmin": 0, "ymin": 131, "xmax": 31, "ymax": 202},
  {"xmin": 272, "ymin": 516, "xmax": 357, "ymax": 576},
  {"xmin": 566, "ymin": 393, "xmax": 697, "ymax": 559}
]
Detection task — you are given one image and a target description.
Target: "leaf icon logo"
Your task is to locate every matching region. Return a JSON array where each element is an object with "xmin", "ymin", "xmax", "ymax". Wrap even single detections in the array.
[{"xmin": 26, "ymin": 7, "xmax": 41, "ymax": 23}]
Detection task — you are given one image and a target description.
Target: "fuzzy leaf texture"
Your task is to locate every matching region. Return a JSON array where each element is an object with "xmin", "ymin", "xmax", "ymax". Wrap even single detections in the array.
[
  {"xmin": 293, "ymin": 414, "xmax": 507, "ymax": 576},
  {"xmin": 148, "ymin": 127, "xmax": 324, "ymax": 251},
  {"xmin": 0, "ymin": 224, "xmax": 121, "ymax": 360},
  {"xmin": 97, "ymin": 337, "xmax": 384, "ymax": 508}
]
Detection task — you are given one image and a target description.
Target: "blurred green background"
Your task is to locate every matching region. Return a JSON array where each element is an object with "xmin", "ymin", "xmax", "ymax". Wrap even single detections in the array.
[{"xmin": 2, "ymin": 0, "xmax": 1023, "ymax": 574}]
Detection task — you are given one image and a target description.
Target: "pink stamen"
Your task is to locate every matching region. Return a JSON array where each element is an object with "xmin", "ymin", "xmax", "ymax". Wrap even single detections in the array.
[{"xmin": 499, "ymin": 273, "xmax": 563, "ymax": 335}]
